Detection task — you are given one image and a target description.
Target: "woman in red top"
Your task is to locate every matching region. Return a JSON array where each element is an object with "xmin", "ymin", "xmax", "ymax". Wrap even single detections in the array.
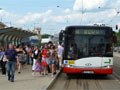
[{"xmin": 41, "ymin": 44, "xmax": 49, "ymax": 75}]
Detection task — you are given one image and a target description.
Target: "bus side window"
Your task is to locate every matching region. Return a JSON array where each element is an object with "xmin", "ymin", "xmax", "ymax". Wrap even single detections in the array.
[{"xmin": 106, "ymin": 44, "xmax": 112, "ymax": 52}]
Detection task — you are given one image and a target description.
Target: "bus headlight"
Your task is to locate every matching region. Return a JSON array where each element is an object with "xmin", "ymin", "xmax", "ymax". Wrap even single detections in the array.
[
  {"xmin": 104, "ymin": 65, "xmax": 113, "ymax": 69},
  {"xmin": 64, "ymin": 64, "xmax": 72, "ymax": 68}
]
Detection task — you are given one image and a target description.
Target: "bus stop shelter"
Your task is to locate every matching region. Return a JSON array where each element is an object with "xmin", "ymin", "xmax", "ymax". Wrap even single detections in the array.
[{"xmin": 0, "ymin": 27, "xmax": 37, "ymax": 47}]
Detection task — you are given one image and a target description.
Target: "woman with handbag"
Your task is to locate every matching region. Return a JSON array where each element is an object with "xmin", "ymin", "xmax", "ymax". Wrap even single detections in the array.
[
  {"xmin": 32, "ymin": 45, "xmax": 40, "ymax": 76},
  {"xmin": 48, "ymin": 45, "xmax": 57, "ymax": 77},
  {"xmin": 16, "ymin": 44, "xmax": 25, "ymax": 74}
]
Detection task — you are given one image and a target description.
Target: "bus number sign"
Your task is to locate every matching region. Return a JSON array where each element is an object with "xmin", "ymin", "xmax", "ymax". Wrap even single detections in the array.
[
  {"xmin": 75, "ymin": 30, "xmax": 105, "ymax": 35},
  {"xmin": 84, "ymin": 30, "xmax": 99, "ymax": 34}
]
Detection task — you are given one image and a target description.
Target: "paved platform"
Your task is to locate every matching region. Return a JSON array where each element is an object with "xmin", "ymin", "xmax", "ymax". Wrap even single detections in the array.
[
  {"xmin": 0, "ymin": 53, "xmax": 119, "ymax": 90},
  {"xmin": 114, "ymin": 52, "xmax": 120, "ymax": 57},
  {"xmin": 0, "ymin": 65, "xmax": 58, "ymax": 90}
]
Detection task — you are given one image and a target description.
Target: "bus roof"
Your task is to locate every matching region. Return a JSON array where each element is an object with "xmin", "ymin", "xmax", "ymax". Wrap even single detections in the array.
[{"xmin": 65, "ymin": 25, "xmax": 112, "ymax": 30}]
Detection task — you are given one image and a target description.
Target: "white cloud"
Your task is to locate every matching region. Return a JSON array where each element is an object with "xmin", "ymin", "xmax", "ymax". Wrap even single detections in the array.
[
  {"xmin": 0, "ymin": 0, "xmax": 119, "ymax": 33},
  {"xmin": 0, "ymin": 9, "xmax": 19, "ymax": 27},
  {"xmin": 42, "ymin": 18, "xmax": 48, "ymax": 23},
  {"xmin": 110, "ymin": 0, "xmax": 120, "ymax": 8},
  {"xmin": 44, "ymin": 10, "xmax": 52, "ymax": 15},
  {"xmin": 84, "ymin": 9, "xmax": 117, "ymax": 23},
  {"xmin": 117, "ymin": 0, "xmax": 120, "ymax": 5},
  {"xmin": 17, "ymin": 10, "xmax": 52, "ymax": 24},
  {"xmin": 45, "ymin": 8, "xmax": 118, "ymax": 26},
  {"xmin": 64, "ymin": 8, "xmax": 71, "ymax": 13},
  {"xmin": 73, "ymin": 0, "xmax": 108, "ymax": 11},
  {"xmin": 17, "ymin": 13, "xmax": 42, "ymax": 24},
  {"xmin": 51, "ymin": 16, "xmax": 65, "ymax": 22},
  {"xmin": 0, "ymin": 10, "xmax": 18, "ymax": 19}
]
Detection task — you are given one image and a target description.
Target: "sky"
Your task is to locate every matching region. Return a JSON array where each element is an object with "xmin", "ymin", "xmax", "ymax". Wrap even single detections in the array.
[{"xmin": 0, "ymin": 0, "xmax": 120, "ymax": 34}]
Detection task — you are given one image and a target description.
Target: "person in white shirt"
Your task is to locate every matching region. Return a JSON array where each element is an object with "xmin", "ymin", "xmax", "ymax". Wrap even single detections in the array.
[
  {"xmin": 57, "ymin": 42, "xmax": 64, "ymax": 70},
  {"xmin": 32, "ymin": 45, "xmax": 40, "ymax": 76}
]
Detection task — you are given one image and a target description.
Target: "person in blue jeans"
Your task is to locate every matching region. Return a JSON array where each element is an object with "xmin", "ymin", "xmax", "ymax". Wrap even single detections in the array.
[{"xmin": 4, "ymin": 44, "xmax": 18, "ymax": 82}]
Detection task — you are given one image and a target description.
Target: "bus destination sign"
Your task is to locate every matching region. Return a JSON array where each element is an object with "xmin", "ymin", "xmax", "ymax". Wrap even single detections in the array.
[{"xmin": 75, "ymin": 30, "xmax": 105, "ymax": 35}]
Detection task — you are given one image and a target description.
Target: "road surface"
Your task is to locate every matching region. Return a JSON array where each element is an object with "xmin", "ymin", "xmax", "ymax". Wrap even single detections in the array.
[{"xmin": 49, "ymin": 56, "xmax": 120, "ymax": 90}]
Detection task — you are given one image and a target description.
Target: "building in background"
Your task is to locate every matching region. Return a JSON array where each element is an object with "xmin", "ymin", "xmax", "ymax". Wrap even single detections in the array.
[
  {"xmin": 32, "ymin": 28, "xmax": 41, "ymax": 40},
  {"xmin": 41, "ymin": 37, "xmax": 52, "ymax": 44},
  {"xmin": 21, "ymin": 28, "xmax": 41, "ymax": 45},
  {"xmin": 29, "ymin": 36, "xmax": 39, "ymax": 45},
  {"xmin": 0, "ymin": 22, "xmax": 8, "ymax": 29},
  {"xmin": 51, "ymin": 34, "xmax": 59, "ymax": 45},
  {"xmin": 40, "ymin": 34, "xmax": 59, "ymax": 45}
]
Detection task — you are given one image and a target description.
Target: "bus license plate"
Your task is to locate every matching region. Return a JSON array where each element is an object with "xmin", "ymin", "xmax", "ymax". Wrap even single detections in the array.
[{"xmin": 82, "ymin": 71, "xmax": 94, "ymax": 74}]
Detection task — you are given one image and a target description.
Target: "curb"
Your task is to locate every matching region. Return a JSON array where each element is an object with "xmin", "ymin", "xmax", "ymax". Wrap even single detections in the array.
[{"xmin": 41, "ymin": 70, "xmax": 62, "ymax": 90}]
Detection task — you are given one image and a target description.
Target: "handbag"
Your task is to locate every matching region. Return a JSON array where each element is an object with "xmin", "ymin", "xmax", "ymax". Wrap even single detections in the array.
[
  {"xmin": 19, "ymin": 55, "xmax": 27, "ymax": 63},
  {"xmin": 3, "ymin": 56, "xmax": 7, "ymax": 62}
]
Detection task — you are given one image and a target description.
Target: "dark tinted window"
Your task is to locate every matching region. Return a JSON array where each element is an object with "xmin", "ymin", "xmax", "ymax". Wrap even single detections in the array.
[{"xmin": 64, "ymin": 28, "xmax": 113, "ymax": 60}]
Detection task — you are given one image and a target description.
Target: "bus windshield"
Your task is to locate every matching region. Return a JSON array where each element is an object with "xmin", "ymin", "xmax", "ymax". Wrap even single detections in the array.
[{"xmin": 65, "ymin": 29, "xmax": 113, "ymax": 60}]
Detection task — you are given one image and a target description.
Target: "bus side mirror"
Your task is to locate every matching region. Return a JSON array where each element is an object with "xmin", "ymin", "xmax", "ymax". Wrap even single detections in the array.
[
  {"xmin": 59, "ymin": 30, "xmax": 65, "ymax": 42},
  {"xmin": 59, "ymin": 32, "xmax": 63, "ymax": 42}
]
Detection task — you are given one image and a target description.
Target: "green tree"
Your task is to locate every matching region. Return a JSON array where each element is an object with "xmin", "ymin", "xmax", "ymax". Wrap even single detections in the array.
[
  {"xmin": 42, "ymin": 34, "xmax": 52, "ymax": 38},
  {"xmin": 115, "ymin": 30, "xmax": 120, "ymax": 46},
  {"xmin": 38, "ymin": 40, "xmax": 41, "ymax": 48}
]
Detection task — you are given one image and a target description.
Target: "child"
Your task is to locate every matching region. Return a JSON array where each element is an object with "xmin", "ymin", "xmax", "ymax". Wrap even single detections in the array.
[{"xmin": 34, "ymin": 53, "xmax": 43, "ymax": 75}]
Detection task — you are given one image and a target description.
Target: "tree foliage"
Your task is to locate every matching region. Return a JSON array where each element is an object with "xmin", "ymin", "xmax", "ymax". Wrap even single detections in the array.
[
  {"xmin": 41, "ymin": 34, "xmax": 53, "ymax": 38},
  {"xmin": 38, "ymin": 40, "xmax": 41, "ymax": 47},
  {"xmin": 115, "ymin": 30, "xmax": 120, "ymax": 46}
]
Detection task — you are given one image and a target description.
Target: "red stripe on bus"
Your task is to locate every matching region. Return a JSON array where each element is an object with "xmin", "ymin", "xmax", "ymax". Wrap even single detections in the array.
[{"xmin": 64, "ymin": 67, "xmax": 113, "ymax": 74}]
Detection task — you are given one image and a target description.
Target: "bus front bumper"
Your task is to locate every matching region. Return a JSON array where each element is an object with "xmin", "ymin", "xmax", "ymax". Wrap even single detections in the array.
[{"xmin": 64, "ymin": 66, "xmax": 113, "ymax": 74}]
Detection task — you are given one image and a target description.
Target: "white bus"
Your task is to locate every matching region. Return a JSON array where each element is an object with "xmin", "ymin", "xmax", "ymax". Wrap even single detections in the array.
[{"xmin": 59, "ymin": 26, "xmax": 117, "ymax": 76}]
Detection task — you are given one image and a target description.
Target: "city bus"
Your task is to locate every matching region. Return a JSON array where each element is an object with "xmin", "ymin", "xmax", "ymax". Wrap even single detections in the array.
[{"xmin": 59, "ymin": 25, "xmax": 117, "ymax": 76}]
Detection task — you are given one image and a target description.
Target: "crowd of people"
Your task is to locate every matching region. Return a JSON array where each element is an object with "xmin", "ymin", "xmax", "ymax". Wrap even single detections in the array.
[{"xmin": 0, "ymin": 41, "xmax": 64, "ymax": 82}]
